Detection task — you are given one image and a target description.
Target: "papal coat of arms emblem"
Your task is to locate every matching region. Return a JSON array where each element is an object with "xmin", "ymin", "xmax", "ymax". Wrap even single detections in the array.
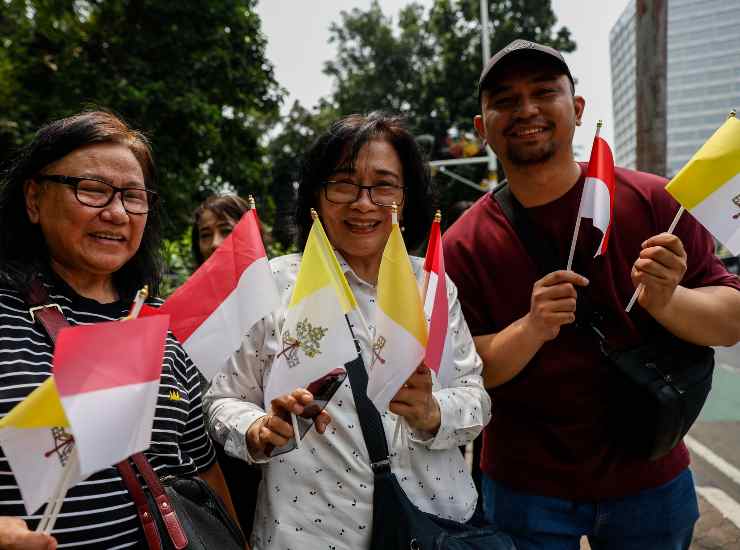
[
  {"xmin": 45, "ymin": 426, "xmax": 75, "ymax": 467},
  {"xmin": 277, "ymin": 318, "xmax": 328, "ymax": 368},
  {"xmin": 732, "ymin": 194, "xmax": 740, "ymax": 219}
]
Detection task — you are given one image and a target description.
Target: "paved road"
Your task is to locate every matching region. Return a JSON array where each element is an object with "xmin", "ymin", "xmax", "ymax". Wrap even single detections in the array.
[{"xmin": 687, "ymin": 343, "xmax": 740, "ymax": 549}]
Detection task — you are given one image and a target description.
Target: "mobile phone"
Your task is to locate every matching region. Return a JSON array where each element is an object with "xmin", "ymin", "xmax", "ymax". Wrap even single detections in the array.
[{"xmin": 267, "ymin": 368, "xmax": 347, "ymax": 457}]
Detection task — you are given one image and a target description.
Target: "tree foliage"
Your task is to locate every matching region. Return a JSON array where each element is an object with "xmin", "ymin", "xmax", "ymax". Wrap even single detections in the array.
[
  {"xmin": 325, "ymin": 0, "xmax": 575, "ymax": 138},
  {"xmin": 0, "ymin": 0, "xmax": 281, "ymax": 237},
  {"xmin": 314, "ymin": 0, "xmax": 576, "ymax": 214}
]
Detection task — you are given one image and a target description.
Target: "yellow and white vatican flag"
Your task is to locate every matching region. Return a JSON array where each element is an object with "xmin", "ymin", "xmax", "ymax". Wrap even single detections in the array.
[
  {"xmin": 264, "ymin": 211, "xmax": 360, "ymax": 408},
  {"xmin": 0, "ymin": 378, "xmax": 82, "ymax": 515},
  {"xmin": 666, "ymin": 111, "xmax": 740, "ymax": 254},
  {"xmin": 366, "ymin": 206, "xmax": 428, "ymax": 412}
]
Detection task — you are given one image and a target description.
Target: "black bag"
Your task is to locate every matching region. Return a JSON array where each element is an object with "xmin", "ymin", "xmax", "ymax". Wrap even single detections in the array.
[
  {"xmin": 371, "ymin": 468, "xmax": 516, "ymax": 550},
  {"xmin": 117, "ymin": 453, "xmax": 246, "ymax": 550},
  {"xmin": 343, "ymin": 349, "xmax": 515, "ymax": 550},
  {"xmin": 596, "ymin": 324, "xmax": 714, "ymax": 460},
  {"xmin": 493, "ymin": 182, "xmax": 715, "ymax": 461},
  {"xmin": 146, "ymin": 475, "xmax": 246, "ymax": 550}
]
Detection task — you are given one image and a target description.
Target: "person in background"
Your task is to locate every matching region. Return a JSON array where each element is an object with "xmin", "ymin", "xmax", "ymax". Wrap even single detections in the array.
[
  {"xmin": 192, "ymin": 194, "xmax": 250, "ymax": 264},
  {"xmin": 0, "ymin": 110, "xmax": 239, "ymax": 549},
  {"xmin": 205, "ymin": 112, "xmax": 491, "ymax": 549},
  {"xmin": 443, "ymin": 39, "xmax": 740, "ymax": 549},
  {"xmin": 191, "ymin": 193, "xmax": 261, "ymax": 537}
]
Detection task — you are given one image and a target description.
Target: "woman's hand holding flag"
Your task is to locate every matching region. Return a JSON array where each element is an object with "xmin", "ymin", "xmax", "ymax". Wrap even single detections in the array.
[{"xmin": 389, "ymin": 363, "xmax": 440, "ymax": 436}]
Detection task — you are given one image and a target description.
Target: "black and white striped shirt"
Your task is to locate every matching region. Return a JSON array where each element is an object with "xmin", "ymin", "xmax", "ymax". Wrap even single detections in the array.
[{"xmin": 0, "ymin": 279, "xmax": 216, "ymax": 548}]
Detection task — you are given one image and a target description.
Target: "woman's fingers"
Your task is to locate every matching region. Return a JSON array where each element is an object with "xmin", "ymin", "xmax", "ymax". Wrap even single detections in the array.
[
  {"xmin": 313, "ymin": 411, "xmax": 332, "ymax": 434},
  {"xmin": 259, "ymin": 413, "xmax": 294, "ymax": 448}
]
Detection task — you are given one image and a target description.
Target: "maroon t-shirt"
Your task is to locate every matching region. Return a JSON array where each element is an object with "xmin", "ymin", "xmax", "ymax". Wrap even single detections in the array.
[{"xmin": 443, "ymin": 164, "xmax": 740, "ymax": 501}]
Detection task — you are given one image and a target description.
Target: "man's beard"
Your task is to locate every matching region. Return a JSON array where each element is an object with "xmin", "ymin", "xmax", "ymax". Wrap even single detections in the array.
[{"xmin": 506, "ymin": 140, "xmax": 557, "ymax": 166}]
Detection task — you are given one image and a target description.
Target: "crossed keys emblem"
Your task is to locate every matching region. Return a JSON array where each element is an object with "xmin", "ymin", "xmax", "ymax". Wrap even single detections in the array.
[
  {"xmin": 45, "ymin": 427, "xmax": 75, "ymax": 467},
  {"xmin": 276, "ymin": 318, "xmax": 328, "ymax": 368},
  {"xmin": 371, "ymin": 336, "xmax": 387, "ymax": 369},
  {"xmin": 732, "ymin": 194, "xmax": 740, "ymax": 219}
]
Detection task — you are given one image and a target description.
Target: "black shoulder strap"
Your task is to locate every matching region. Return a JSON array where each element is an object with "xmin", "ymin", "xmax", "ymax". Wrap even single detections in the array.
[
  {"xmin": 493, "ymin": 182, "xmax": 597, "ymax": 329},
  {"xmin": 493, "ymin": 182, "xmax": 560, "ymax": 275},
  {"xmin": 343, "ymin": 319, "xmax": 392, "ymax": 473}
]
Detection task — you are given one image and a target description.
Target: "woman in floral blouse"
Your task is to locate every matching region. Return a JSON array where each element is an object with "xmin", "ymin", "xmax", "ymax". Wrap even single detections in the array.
[{"xmin": 205, "ymin": 112, "xmax": 491, "ymax": 549}]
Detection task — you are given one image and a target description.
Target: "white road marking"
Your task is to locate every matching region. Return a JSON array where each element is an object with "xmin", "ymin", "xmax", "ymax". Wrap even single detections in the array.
[
  {"xmin": 718, "ymin": 362, "xmax": 740, "ymax": 375},
  {"xmin": 696, "ymin": 486, "xmax": 740, "ymax": 530},
  {"xmin": 686, "ymin": 435, "xmax": 740, "ymax": 487}
]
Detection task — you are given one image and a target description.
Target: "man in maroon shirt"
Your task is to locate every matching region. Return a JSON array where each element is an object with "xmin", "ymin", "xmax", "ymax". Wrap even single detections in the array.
[{"xmin": 443, "ymin": 39, "xmax": 740, "ymax": 549}]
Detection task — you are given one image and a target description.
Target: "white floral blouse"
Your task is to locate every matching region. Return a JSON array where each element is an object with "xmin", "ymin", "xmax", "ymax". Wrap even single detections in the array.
[{"xmin": 205, "ymin": 253, "xmax": 491, "ymax": 550}]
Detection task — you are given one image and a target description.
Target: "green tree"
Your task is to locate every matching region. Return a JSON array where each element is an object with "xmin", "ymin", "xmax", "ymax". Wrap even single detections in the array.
[
  {"xmin": 0, "ymin": 0, "xmax": 281, "ymax": 237},
  {"xmin": 321, "ymin": 0, "xmax": 576, "ymax": 213},
  {"xmin": 266, "ymin": 100, "xmax": 338, "ymax": 246},
  {"xmin": 325, "ymin": 0, "xmax": 574, "ymax": 137}
]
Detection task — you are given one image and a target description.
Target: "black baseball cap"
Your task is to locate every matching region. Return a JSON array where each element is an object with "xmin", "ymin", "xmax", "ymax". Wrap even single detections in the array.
[{"xmin": 478, "ymin": 39, "xmax": 575, "ymax": 99}]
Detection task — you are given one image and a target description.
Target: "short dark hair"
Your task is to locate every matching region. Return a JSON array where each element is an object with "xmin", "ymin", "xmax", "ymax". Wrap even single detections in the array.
[
  {"xmin": 0, "ymin": 110, "xmax": 162, "ymax": 298},
  {"xmin": 296, "ymin": 112, "xmax": 433, "ymax": 252},
  {"xmin": 191, "ymin": 194, "xmax": 250, "ymax": 266}
]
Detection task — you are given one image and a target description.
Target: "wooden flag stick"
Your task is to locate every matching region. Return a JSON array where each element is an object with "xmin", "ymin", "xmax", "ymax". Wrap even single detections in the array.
[
  {"xmin": 625, "ymin": 206, "xmax": 685, "ymax": 312},
  {"xmin": 567, "ymin": 121, "xmax": 603, "ymax": 271},
  {"xmin": 127, "ymin": 285, "xmax": 149, "ymax": 320},
  {"xmin": 35, "ymin": 451, "xmax": 78, "ymax": 534}
]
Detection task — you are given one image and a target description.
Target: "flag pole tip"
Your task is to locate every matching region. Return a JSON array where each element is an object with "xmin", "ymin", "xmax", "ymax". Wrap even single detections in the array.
[
  {"xmin": 434, "ymin": 210, "xmax": 442, "ymax": 223},
  {"xmin": 141, "ymin": 285, "xmax": 149, "ymax": 299},
  {"xmin": 730, "ymin": 109, "xmax": 737, "ymax": 119},
  {"xmin": 597, "ymin": 119, "xmax": 604, "ymax": 128},
  {"xmin": 391, "ymin": 202, "xmax": 398, "ymax": 215},
  {"xmin": 248, "ymin": 195, "xmax": 256, "ymax": 209},
  {"xmin": 310, "ymin": 208, "xmax": 318, "ymax": 220}
]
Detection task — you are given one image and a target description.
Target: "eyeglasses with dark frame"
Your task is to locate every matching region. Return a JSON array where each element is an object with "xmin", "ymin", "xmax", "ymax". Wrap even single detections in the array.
[
  {"xmin": 37, "ymin": 174, "xmax": 158, "ymax": 215},
  {"xmin": 323, "ymin": 180, "xmax": 405, "ymax": 208}
]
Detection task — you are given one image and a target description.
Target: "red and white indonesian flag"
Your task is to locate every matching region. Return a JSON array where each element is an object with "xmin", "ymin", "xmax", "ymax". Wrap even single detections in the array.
[
  {"xmin": 157, "ymin": 208, "xmax": 280, "ymax": 380},
  {"xmin": 264, "ymin": 216, "xmax": 359, "ymax": 408},
  {"xmin": 0, "ymin": 378, "xmax": 82, "ymax": 514},
  {"xmin": 579, "ymin": 134, "xmax": 615, "ymax": 256},
  {"xmin": 422, "ymin": 214, "xmax": 448, "ymax": 377},
  {"xmin": 52, "ymin": 316, "xmax": 169, "ymax": 477},
  {"xmin": 367, "ymin": 209, "xmax": 428, "ymax": 412}
]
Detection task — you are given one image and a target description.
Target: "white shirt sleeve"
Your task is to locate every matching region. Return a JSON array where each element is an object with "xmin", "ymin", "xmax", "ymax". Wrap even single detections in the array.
[
  {"xmin": 204, "ymin": 313, "xmax": 279, "ymax": 464},
  {"xmin": 407, "ymin": 274, "xmax": 491, "ymax": 450}
]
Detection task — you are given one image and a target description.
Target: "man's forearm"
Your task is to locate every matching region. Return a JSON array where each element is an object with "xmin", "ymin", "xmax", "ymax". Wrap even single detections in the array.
[
  {"xmin": 473, "ymin": 314, "xmax": 547, "ymax": 388},
  {"xmin": 648, "ymin": 285, "xmax": 740, "ymax": 346}
]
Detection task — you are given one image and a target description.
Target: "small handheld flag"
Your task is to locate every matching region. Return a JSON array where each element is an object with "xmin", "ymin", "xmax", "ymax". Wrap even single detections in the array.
[
  {"xmin": 154, "ymin": 198, "xmax": 280, "ymax": 380},
  {"xmin": 367, "ymin": 203, "xmax": 428, "ymax": 412},
  {"xmin": 264, "ymin": 210, "xmax": 360, "ymax": 409},
  {"xmin": 665, "ymin": 110, "xmax": 740, "ymax": 254},
  {"xmin": 0, "ymin": 378, "xmax": 80, "ymax": 517},
  {"xmin": 567, "ymin": 120, "xmax": 615, "ymax": 270},
  {"xmin": 52, "ymin": 315, "xmax": 169, "ymax": 478},
  {"xmin": 422, "ymin": 211, "xmax": 448, "ymax": 376},
  {"xmin": 626, "ymin": 110, "xmax": 740, "ymax": 312}
]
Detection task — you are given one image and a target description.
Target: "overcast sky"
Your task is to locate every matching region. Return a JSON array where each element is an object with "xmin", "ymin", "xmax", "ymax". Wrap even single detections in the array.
[{"xmin": 255, "ymin": 0, "xmax": 632, "ymax": 161}]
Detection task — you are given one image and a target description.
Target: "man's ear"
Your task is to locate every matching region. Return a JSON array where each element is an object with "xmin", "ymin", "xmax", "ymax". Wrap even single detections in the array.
[
  {"xmin": 24, "ymin": 179, "xmax": 43, "ymax": 224},
  {"xmin": 473, "ymin": 115, "xmax": 486, "ymax": 141},
  {"xmin": 574, "ymin": 95, "xmax": 586, "ymax": 126}
]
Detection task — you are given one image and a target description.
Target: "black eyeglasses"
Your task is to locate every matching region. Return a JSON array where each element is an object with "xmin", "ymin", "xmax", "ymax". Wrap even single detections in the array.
[
  {"xmin": 323, "ymin": 180, "xmax": 405, "ymax": 207},
  {"xmin": 38, "ymin": 175, "xmax": 158, "ymax": 214}
]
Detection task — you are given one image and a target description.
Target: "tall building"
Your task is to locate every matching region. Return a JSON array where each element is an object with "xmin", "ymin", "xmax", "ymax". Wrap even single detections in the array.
[
  {"xmin": 609, "ymin": 0, "xmax": 740, "ymax": 176},
  {"xmin": 610, "ymin": 0, "xmax": 637, "ymax": 171}
]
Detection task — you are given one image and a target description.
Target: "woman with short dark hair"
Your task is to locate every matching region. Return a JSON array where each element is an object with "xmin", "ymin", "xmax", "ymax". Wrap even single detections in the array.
[
  {"xmin": 206, "ymin": 112, "xmax": 490, "ymax": 549},
  {"xmin": 0, "ymin": 110, "xmax": 238, "ymax": 548}
]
